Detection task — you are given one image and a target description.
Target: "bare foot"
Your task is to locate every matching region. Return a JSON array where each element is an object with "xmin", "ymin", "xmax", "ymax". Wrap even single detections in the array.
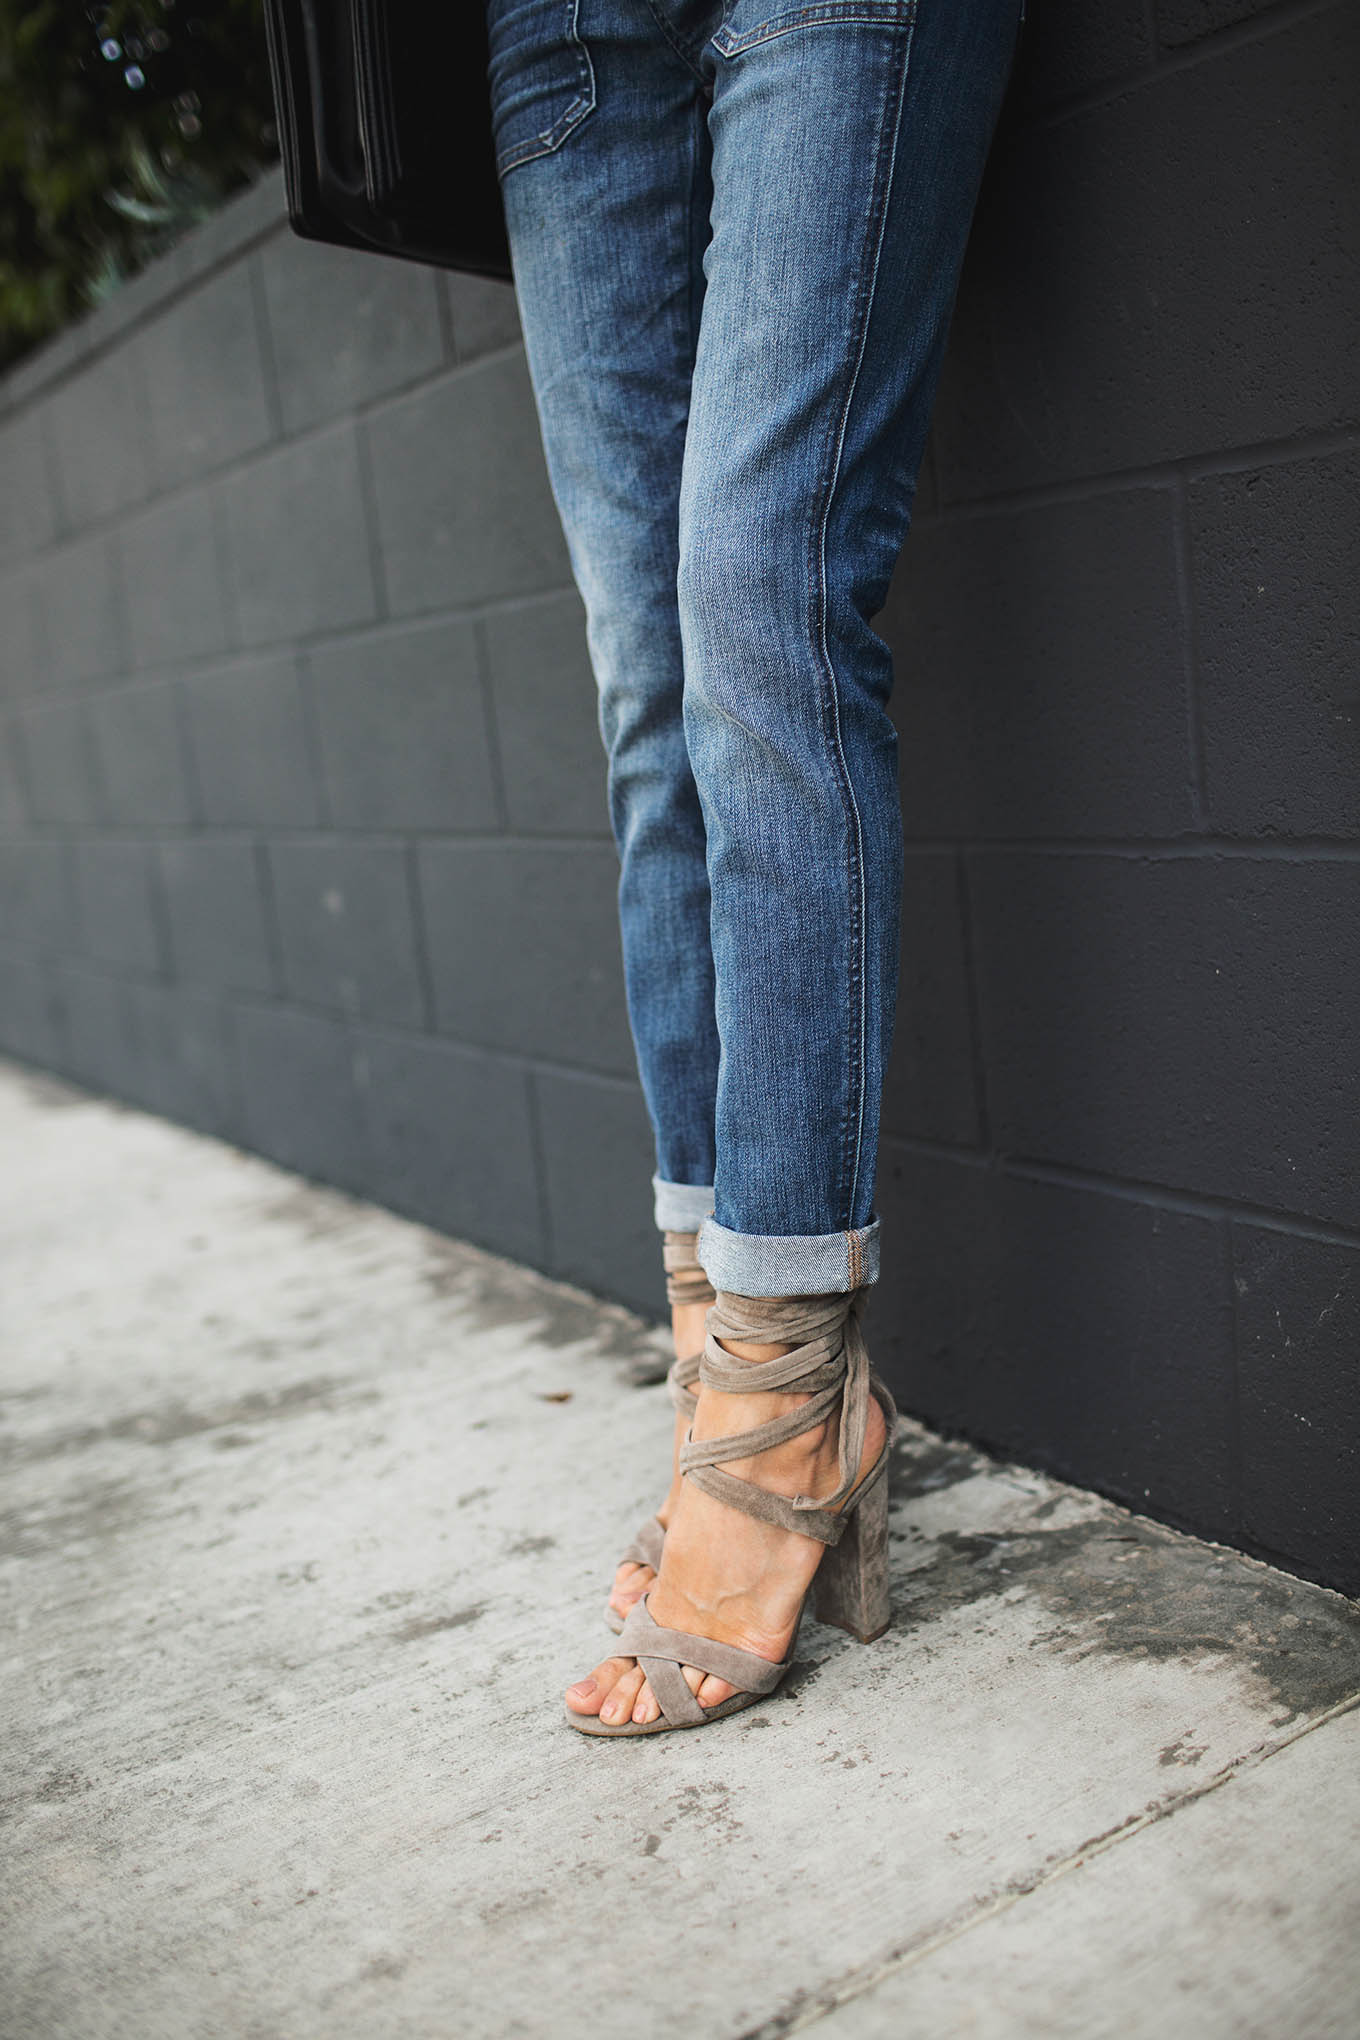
[
  {"xmin": 570, "ymin": 1320, "xmax": 886, "ymax": 1724},
  {"xmin": 605, "ymin": 1296, "xmax": 708, "ymax": 1625}
]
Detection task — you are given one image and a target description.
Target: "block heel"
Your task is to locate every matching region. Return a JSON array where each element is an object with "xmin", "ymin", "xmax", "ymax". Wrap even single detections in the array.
[{"xmin": 812, "ymin": 1456, "xmax": 891, "ymax": 1642}]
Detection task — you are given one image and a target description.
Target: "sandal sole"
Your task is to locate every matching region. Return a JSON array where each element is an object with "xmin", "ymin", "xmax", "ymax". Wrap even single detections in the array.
[{"xmin": 564, "ymin": 1688, "xmax": 764, "ymax": 1735}]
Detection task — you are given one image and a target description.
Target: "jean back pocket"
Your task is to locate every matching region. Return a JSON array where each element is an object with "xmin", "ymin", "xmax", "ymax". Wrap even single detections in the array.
[
  {"xmin": 487, "ymin": 0, "xmax": 596, "ymax": 175},
  {"xmin": 712, "ymin": 1, "xmax": 916, "ymax": 58}
]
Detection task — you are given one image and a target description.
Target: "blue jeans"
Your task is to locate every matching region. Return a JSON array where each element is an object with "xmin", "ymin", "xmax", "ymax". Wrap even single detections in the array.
[{"xmin": 486, "ymin": 0, "xmax": 1021, "ymax": 1293}]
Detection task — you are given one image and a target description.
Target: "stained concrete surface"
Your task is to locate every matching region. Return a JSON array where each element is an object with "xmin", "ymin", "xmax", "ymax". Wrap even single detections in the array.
[{"xmin": 1, "ymin": 1057, "xmax": 1358, "ymax": 2040}]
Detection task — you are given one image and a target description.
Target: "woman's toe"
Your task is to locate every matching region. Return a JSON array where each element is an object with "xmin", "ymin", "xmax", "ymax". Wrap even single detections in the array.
[
  {"xmin": 632, "ymin": 1682, "xmax": 662, "ymax": 1724},
  {"xmin": 598, "ymin": 1663, "xmax": 646, "ymax": 1724},
  {"xmin": 565, "ymin": 1654, "xmax": 633, "ymax": 1716},
  {"xmin": 609, "ymin": 1561, "xmax": 653, "ymax": 1617},
  {"xmin": 695, "ymin": 1672, "xmax": 736, "ymax": 1707}
]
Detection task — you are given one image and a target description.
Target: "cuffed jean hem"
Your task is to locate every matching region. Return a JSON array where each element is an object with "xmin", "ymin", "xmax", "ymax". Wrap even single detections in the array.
[
  {"xmin": 695, "ymin": 1216, "xmax": 880, "ymax": 1296},
  {"xmin": 652, "ymin": 1175, "xmax": 717, "ymax": 1232}
]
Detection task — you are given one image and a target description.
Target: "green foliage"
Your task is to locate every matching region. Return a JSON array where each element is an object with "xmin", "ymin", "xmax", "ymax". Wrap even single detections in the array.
[{"xmin": 0, "ymin": 0, "xmax": 277, "ymax": 369}]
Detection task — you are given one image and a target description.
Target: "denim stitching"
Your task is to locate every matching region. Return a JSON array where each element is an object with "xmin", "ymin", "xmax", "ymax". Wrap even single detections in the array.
[
  {"xmin": 805, "ymin": 18, "xmax": 914, "ymax": 1231},
  {"xmin": 713, "ymin": 1, "xmax": 914, "ymax": 58},
  {"xmin": 495, "ymin": 0, "xmax": 597, "ymax": 175}
]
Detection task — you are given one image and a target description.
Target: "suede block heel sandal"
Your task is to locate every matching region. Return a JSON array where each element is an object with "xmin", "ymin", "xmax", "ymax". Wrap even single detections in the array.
[
  {"xmin": 572, "ymin": 1288, "xmax": 896, "ymax": 1736},
  {"xmin": 604, "ymin": 1230, "xmax": 714, "ymax": 1635}
]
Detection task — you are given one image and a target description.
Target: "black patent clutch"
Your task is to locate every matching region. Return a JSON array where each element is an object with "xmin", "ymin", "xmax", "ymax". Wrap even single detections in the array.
[{"xmin": 263, "ymin": 0, "xmax": 511, "ymax": 280}]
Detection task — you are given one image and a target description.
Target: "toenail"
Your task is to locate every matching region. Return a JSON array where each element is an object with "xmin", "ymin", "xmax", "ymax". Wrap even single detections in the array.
[{"xmin": 568, "ymin": 1680, "xmax": 596, "ymax": 1699}]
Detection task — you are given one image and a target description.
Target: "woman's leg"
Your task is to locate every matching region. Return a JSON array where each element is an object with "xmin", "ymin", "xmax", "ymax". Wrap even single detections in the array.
[
  {"xmin": 486, "ymin": 0, "xmax": 719, "ymax": 1231},
  {"xmin": 562, "ymin": 0, "xmax": 1024, "ymax": 1723},
  {"xmin": 486, "ymin": 0, "xmax": 723, "ymax": 1624},
  {"xmin": 683, "ymin": 0, "xmax": 1024, "ymax": 1294}
]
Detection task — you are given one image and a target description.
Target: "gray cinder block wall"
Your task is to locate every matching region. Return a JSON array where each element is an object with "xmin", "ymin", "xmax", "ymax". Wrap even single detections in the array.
[{"xmin": 1, "ymin": 0, "xmax": 1356, "ymax": 1594}]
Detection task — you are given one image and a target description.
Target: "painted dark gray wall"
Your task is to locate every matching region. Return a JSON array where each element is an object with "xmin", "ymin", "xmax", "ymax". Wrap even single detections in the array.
[{"xmin": 0, "ymin": 0, "xmax": 1356, "ymax": 1594}]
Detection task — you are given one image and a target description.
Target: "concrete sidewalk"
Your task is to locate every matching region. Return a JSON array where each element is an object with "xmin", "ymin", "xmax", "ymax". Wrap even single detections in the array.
[{"xmin": 2, "ymin": 1058, "xmax": 1358, "ymax": 2040}]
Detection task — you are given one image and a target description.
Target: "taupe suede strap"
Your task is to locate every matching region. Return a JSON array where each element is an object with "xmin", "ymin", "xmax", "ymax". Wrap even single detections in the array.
[
  {"xmin": 680, "ymin": 1463, "xmax": 847, "ymax": 1544},
  {"xmin": 677, "ymin": 1289, "xmax": 884, "ymax": 1525},
  {"xmin": 617, "ymin": 1596, "xmax": 788, "ymax": 1726},
  {"xmin": 663, "ymin": 1230, "xmax": 716, "ymax": 1310},
  {"xmin": 666, "ymin": 1348, "xmax": 701, "ymax": 1415}
]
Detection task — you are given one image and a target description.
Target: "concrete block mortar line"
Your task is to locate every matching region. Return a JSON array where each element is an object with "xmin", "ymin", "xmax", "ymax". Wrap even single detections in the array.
[
  {"xmin": 5, "ymin": 709, "xmax": 37, "ymax": 826},
  {"xmin": 0, "ymin": 716, "xmax": 28, "ymax": 829},
  {"xmin": 167, "ymin": 672, "xmax": 204, "ymax": 831},
  {"xmin": 433, "ymin": 271, "xmax": 459, "ymax": 368},
  {"xmin": 953, "ymin": 849, "xmax": 993, "ymax": 1154},
  {"xmin": 205, "ymin": 485, "xmax": 244, "ymax": 656},
  {"xmin": 140, "ymin": 839, "xmax": 176, "ymax": 983},
  {"xmin": 903, "ymin": 836, "xmax": 1360, "ymax": 859},
  {"xmin": 1011, "ymin": 0, "xmax": 1345, "ymax": 141},
  {"xmin": 924, "ymin": 423, "xmax": 1360, "ymax": 525},
  {"xmin": 1169, "ymin": 473, "xmax": 1210, "ymax": 831},
  {"xmin": 58, "ymin": 836, "xmax": 81, "ymax": 957},
  {"xmin": 352, "ymin": 418, "xmax": 392, "ymax": 622},
  {"xmin": 46, "ymin": 937, "xmax": 175, "ymax": 1000},
  {"xmin": 461, "ymin": 577, "xmax": 586, "ymax": 625},
  {"xmin": 292, "ymin": 649, "xmax": 335, "ymax": 831},
  {"xmin": 470, "ymin": 612, "xmax": 514, "ymax": 833},
  {"xmin": 878, "ymin": 1129, "xmax": 1360, "ymax": 1252},
  {"xmin": 170, "ymin": 678, "xmax": 206, "ymax": 831},
  {"xmin": 7, "ymin": 819, "xmax": 615, "ymax": 853},
  {"xmin": 252, "ymin": 840, "xmax": 291, "ymax": 1002},
  {"xmin": 523, "ymin": 1067, "xmax": 562, "ymax": 1288},
  {"xmin": 402, "ymin": 841, "xmax": 438, "ymax": 1037},
  {"xmin": 123, "ymin": 318, "xmax": 158, "ymax": 507},
  {"xmin": 36, "ymin": 398, "xmax": 69, "ymax": 543},
  {"xmin": 79, "ymin": 691, "xmax": 113, "ymax": 832},
  {"xmin": 1223, "ymin": 1218, "xmax": 1248, "ymax": 1557},
  {"xmin": 216, "ymin": 986, "xmax": 251, "ymax": 1141},
  {"xmin": 770, "ymin": 1686, "xmax": 1360, "ymax": 2040},
  {"xmin": 997, "ymin": 1151, "xmax": 1360, "ymax": 1252},
  {"xmin": 101, "ymin": 524, "xmax": 133, "ymax": 684},
  {"xmin": 247, "ymin": 247, "xmax": 286, "ymax": 445}
]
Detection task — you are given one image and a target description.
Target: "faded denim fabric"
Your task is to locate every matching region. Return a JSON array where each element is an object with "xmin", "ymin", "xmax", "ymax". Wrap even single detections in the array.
[{"xmin": 485, "ymin": 0, "xmax": 1021, "ymax": 1293}]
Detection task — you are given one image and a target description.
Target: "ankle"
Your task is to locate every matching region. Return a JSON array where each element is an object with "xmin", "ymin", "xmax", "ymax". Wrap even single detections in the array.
[
  {"xmin": 714, "ymin": 1334, "xmax": 797, "ymax": 1365},
  {"xmin": 671, "ymin": 1298, "xmax": 709, "ymax": 1359}
]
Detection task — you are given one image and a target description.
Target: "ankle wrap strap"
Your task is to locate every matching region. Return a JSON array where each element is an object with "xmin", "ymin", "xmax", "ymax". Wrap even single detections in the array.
[
  {"xmin": 678, "ymin": 1289, "xmax": 892, "ymax": 1539},
  {"xmin": 663, "ymin": 1230, "xmax": 716, "ymax": 1310},
  {"xmin": 666, "ymin": 1347, "xmax": 702, "ymax": 1414}
]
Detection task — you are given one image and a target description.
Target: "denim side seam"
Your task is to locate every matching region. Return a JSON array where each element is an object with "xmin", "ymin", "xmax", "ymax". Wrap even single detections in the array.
[{"xmin": 805, "ymin": 14, "xmax": 915, "ymax": 1236}]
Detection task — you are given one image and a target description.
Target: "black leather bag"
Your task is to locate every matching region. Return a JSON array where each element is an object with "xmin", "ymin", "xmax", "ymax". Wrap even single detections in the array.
[{"xmin": 262, "ymin": 0, "xmax": 511, "ymax": 280}]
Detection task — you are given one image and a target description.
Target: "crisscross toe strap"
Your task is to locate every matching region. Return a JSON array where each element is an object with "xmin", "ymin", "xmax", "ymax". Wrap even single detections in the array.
[
  {"xmin": 617, "ymin": 1596, "xmax": 787, "ymax": 1727},
  {"xmin": 679, "ymin": 1288, "xmax": 894, "ymax": 1539}
]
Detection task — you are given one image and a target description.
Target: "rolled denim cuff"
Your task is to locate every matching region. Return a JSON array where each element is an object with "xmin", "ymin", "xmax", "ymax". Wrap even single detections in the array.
[
  {"xmin": 652, "ymin": 1175, "xmax": 717, "ymax": 1232},
  {"xmin": 695, "ymin": 1215, "xmax": 880, "ymax": 1295}
]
